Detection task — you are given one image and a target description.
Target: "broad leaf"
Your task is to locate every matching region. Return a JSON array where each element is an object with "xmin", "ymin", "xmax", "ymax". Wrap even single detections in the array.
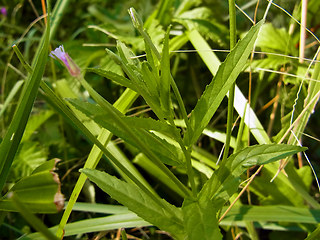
[
  {"xmin": 81, "ymin": 168, "xmax": 185, "ymax": 239},
  {"xmin": 182, "ymin": 198, "xmax": 222, "ymax": 240},
  {"xmin": 0, "ymin": 159, "xmax": 64, "ymax": 213},
  {"xmin": 184, "ymin": 20, "xmax": 264, "ymax": 146}
]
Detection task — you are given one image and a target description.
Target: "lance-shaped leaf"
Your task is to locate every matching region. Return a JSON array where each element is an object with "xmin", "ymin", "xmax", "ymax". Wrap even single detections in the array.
[
  {"xmin": 199, "ymin": 144, "xmax": 306, "ymax": 207},
  {"xmin": 184, "ymin": 20, "xmax": 264, "ymax": 146},
  {"xmin": 86, "ymin": 68, "xmax": 138, "ymax": 91},
  {"xmin": 107, "ymin": 42, "xmax": 166, "ymax": 120},
  {"xmin": 68, "ymin": 99, "xmax": 184, "ymax": 166},
  {"xmin": 81, "ymin": 168, "xmax": 185, "ymax": 239},
  {"xmin": 159, "ymin": 27, "xmax": 173, "ymax": 119}
]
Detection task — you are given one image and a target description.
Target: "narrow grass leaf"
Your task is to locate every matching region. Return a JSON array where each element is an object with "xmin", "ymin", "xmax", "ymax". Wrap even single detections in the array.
[
  {"xmin": 25, "ymin": 213, "xmax": 149, "ymax": 240},
  {"xmin": 11, "ymin": 194, "xmax": 59, "ymax": 240},
  {"xmin": 221, "ymin": 205, "xmax": 320, "ymax": 224},
  {"xmin": 187, "ymin": 29, "xmax": 220, "ymax": 75},
  {"xmin": 133, "ymin": 153, "xmax": 186, "ymax": 197},
  {"xmin": 25, "ymin": 204, "xmax": 320, "ymax": 239},
  {"xmin": 0, "ymin": 22, "xmax": 50, "ymax": 192},
  {"xmin": 0, "ymin": 80, "xmax": 24, "ymax": 118},
  {"xmin": 86, "ymin": 68, "xmax": 138, "ymax": 91}
]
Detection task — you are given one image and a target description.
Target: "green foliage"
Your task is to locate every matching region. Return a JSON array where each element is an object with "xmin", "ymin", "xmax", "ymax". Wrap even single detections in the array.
[
  {"xmin": 182, "ymin": 199, "xmax": 222, "ymax": 240},
  {"xmin": 184, "ymin": 20, "xmax": 264, "ymax": 146},
  {"xmin": 82, "ymin": 144, "xmax": 305, "ymax": 238},
  {"xmin": 0, "ymin": 159, "xmax": 63, "ymax": 213},
  {"xmin": 81, "ymin": 168, "xmax": 186, "ymax": 239},
  {"xmin": 2, "ymin": 0, "xmax": 320, "ymax": 239},
  {"xmin": 0, "ymin": 19, "xmax": 50, "ymax": 192}
]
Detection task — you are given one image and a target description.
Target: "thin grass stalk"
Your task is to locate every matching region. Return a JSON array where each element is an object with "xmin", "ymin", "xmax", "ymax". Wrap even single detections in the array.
[
  {"xmin": 50, "ymin": 0, "xmax": 72, "ymax": 39},
  {"xmin": 299, "ymin": 0, "xmax": 308, "ymax": 63},
  {"xmin": 222, "ymin": 0, "xmax": 237, "ymax": 162}
]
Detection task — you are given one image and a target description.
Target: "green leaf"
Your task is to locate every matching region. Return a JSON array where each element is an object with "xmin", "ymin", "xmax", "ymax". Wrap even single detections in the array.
[
  {"xmin": 86, "ymin": 68, "xmax": 138, "ymax": 91},
  {"xmin": 8, "ymin": 141, "xmax": 47, "ymax": 182},
  {"xmin": 255, "ymin": 23, "xmax": 296, "ymax": 54},
  {"xmin": 221, "ymin": 205, "xmax": 320, "ymax": 224},
  {"xmin": 81, "ymin": 168, "xmax": 185, "ymax": 239},
  {"xmin": 251, "ymin": 165, "xmax": 312, "ymax": 206},
  {"xmin": 11, "ymin": 194, "xmax": 59, "ymax": 240},
  {"xmin": 133, "ymin": 153, "xmax": 186, "ymax": 197},
  {"xmin": 106, "ymin": 141, "xmax": 157, "ymax": 196},
  {"xmin": 141, "ymin": 61, "xmax": 160, "ymax": 101},
  {"xmin": 25, "ymin": 213, "xmax": 148, "ymax": 240},
  {"xmin": 0, "ymin": 159, "xmax": 64, "ymax": 213},
  {"xmin": 187, "ymin": 29, "xmax": 220, "ymax": 76},
  {"xmin": 182, "ymin": 198, "xmax": 222, "ymax": 240},
  {"xmin": 159, "ymin": 27, "xmax": 173, "ymax": 119},
  {"xmin": 0, "ymin": 80, "xmax": 24, "ymax": 119},
  {"xmin": 0, "ymin": 19, "xmax": 50, "ymax": 192},
  {"xmin": 108, "ymin": 42, "xmax": 165, "ymax": 120},
  {"xmin": 178, "ymin": 7, "xmax": 229, "ymax": 47},
  {"xmin": 199, "ymin": 144, "xmax": 306, "ymax": 207},
  {"xmin": 68, "ymin": 99, "xmax": 183, "ymax": 166},
  {"xmin": 184, "ymin": 20, "xmax": 264, "ymax": 146},
  {"xmin": 21, "ymin": 110, "xmax": 54, "ymax": 142},
  {"xmin": 54, "ymin": 79, "xmax": 101, "ymax": 136},
  {"xmin": 25, "ymin": 203, "xmax": 320, "ymax": 239}
]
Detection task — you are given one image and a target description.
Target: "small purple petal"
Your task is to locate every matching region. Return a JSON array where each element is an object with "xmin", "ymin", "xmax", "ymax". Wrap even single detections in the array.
[
  {"xmin": 50, "ymin": 45, "xmax": 81, "ymax": 77},
  {"xmin": 0, "ymin": 7, "xmax": 7, "ymax": 16}
]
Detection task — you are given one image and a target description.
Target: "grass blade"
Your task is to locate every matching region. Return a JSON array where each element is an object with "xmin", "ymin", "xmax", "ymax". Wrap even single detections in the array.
[{"xmin": 0, "ymin": 20, "xmax": 50, "ymax": 192}]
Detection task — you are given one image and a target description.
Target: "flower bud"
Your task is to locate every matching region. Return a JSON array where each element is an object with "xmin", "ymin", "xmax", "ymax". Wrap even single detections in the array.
[{"xmin": 49, "ymin": 45, "xmax": 81, "ymax": 77}]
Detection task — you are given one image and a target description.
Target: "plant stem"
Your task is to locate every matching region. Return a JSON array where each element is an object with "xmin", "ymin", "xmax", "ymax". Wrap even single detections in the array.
[
  {"xmin": 168, "ymin": 118, "xmax": 197, "ymax": 197},
  {"xmin": 299, "ymin": 0, "xmax": 308, "ymax": 63},
  {"xmin": 222, "ymin": 0, "xmax": 237, "ymax": 162}
]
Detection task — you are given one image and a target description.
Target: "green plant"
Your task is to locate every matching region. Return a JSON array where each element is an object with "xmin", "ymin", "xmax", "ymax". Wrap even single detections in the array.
[{"xmin": 2, "ymin": 0, "xmax": 320, "ymax": 239}]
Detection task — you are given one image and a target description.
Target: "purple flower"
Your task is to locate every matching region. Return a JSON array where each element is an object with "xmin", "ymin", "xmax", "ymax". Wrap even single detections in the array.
[
  {"xmin": 0, "ymin": 7, "xmax": 7, "ymax": 16},
  {"xmin": 49, "ymin": 45, "xmax": 81, "ymax": 77}
]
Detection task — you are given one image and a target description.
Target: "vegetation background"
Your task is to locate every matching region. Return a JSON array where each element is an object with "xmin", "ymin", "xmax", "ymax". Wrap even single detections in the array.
[{"xmin": 1, "ymin": 0, "xmax": 320, "ymax": 239}]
